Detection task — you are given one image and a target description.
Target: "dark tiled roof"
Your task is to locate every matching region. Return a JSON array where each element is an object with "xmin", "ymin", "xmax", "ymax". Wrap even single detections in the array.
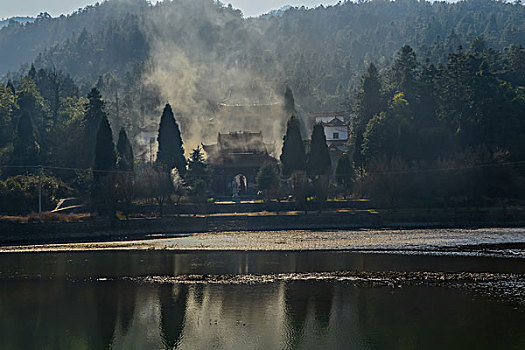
[
  {"xmin": 203, "ymin": 132, "xmax": 277, "ymax": 167},
  {"xmin": 217, "ymin": 132, "xmax": 267, "ymax": 154},
  {"xmin": 321, "ymin": 118, "xmax": 348, "ymax": 127},
  {"xmin": 309, "ymin": 111, "xmax": 348, "ymax": 119}
]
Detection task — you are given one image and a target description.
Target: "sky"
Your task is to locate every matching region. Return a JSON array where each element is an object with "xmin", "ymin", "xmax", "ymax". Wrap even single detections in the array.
[{"xmin": 0, "ymin": 0, "xmax": 341, "ymax": 19}]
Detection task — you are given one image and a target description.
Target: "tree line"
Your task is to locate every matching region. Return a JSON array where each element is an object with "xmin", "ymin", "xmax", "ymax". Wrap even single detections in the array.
[
  {"xmin": 349, "ymin": 40, "xmax": 525, "ymax": 207},
  {"xmin": 2, "ymin": 0, "xmax": 525, "ymax": 114}
]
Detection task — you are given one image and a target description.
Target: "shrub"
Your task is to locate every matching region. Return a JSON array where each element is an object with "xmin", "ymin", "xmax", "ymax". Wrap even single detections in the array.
[{"xmin": 0, "ymin": 174, "xmax": 75, "ymax": 214}]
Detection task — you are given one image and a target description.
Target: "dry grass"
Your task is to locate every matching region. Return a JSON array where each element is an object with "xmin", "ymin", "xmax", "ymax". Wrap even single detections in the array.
[{"xmin": 0, "ymin": 212, "xmax": 91, "ymax": 224}]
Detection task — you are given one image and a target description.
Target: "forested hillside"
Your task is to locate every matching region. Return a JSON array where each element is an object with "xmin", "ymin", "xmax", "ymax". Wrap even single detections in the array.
[
  {"xmin": 1, "ymin": 0, "xmax": 525, "ymax": 212},
  {"xmin": 2, "ymin": 0, "xmax": 525, "ymax": 113},
  {"xmin": 0, "ymin": 0, "xmax": 148, "ymax": 77}
]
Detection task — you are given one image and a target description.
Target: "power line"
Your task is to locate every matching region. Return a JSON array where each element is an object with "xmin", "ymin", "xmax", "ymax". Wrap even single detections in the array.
[
  {"xmin": 365, "ymin": 160, "xmax": 525, "ymax": 176},
  {"xmin": 1, "ymin": 159, "xmax": 525, "ymax": 178}
]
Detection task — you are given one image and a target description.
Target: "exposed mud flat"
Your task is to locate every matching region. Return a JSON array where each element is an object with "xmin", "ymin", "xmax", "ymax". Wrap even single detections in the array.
[
  {"xmin": 128, "ymin": 271, "xmax": 523, "ymax": 286},
  {"xmin": 2, "ymin": 227, "xmax": 525, "ymax": 257},
  {"xmin": 126, "ymin": 271, "xmax": 525, "ymax": 305}
]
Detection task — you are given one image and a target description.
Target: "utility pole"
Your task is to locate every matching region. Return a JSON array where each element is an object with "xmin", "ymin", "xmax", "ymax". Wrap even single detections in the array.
[{"xmin": 38, "ymin": 166, "xmax": 43, "ymax": 222}]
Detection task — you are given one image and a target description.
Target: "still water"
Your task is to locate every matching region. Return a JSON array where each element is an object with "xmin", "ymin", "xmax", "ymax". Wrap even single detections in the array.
[{"xmin": 1, "ymin": 250, "xmax": 524, "ymax": 349}]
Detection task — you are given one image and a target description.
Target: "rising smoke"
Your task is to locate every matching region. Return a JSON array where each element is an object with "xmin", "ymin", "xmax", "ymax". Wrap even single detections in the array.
[{"xmin": 139, "ymin": 0, "xmax": 290, "ymax": 156}]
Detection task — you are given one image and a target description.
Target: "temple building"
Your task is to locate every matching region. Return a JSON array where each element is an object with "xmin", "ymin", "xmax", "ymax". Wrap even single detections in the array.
[{"xmin": 203, "ymin": 132, "xmax": 277, "ymax": 196}]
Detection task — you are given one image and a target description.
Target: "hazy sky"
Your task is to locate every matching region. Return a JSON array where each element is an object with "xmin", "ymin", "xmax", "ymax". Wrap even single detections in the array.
[{"xmin": 0, "ymin": 0, "xmax": 340, "ymax": 19}]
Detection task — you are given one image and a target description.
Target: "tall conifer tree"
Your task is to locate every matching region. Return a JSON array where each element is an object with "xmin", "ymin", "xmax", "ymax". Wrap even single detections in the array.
[
  {"xmin": 156, "ymin": 103, "xmax": 186, "ymax": 175},
  {"xmin": 307, "ymin": 123, "xmax": 331, "ymax": 177},
  {"xmin": 81, "ymin": 87, "xmax": 106, "ymax": 167},
  {"xmin": 280, "ymin": 115, "xmax": 306, "ymax": 177},
  {"xmin": 354, "ymin": 63, "xmax": 384, "ymax": 169},
  {"xmin": 93, "ymin": 116, "xmax": 116, "ymax": 181},
  {"xmin": 390, "ymin": 45, "xmax": 419, "ymax": 100},
  {"xmin": 116, "ymin": 127, "xmax": 134, "ymax": 214},
  {"xmin": 91, "ymin": 115, "xmax": 117, "ymax": 214}
]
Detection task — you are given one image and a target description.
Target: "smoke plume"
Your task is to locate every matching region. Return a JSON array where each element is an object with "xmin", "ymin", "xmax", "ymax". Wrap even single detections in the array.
[{"xmin": 139, "ymin": 0, "xmax": 288, "ymax": 156}]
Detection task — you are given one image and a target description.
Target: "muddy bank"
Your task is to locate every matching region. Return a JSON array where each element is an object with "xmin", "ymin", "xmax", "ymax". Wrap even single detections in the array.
[
  {"xmin": 2, "ymin": 208, "xmax": 525, "ymax": 246},
  {"xmin": 2, "ymin": 228, "xmax": 525, "ymax": 259},
  {"xmin": 131, "ymin": 271, "xmax": 522, "ymax": 287}
]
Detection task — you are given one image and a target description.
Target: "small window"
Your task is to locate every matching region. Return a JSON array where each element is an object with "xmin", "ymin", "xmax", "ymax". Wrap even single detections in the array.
[{"xmin": 333, "ymin": 132, "xmax": 339, "ymax": 139}]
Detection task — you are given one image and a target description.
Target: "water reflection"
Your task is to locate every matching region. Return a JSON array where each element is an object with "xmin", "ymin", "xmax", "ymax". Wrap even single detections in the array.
[
  {"xmin": 1, "ymin": 250, "xmax": 525, "ymax": 349},
  {"xmin": 284, "ymin": 282, "xmax": 335, "ymax": 349},
  {"xmin": 2, "ymin": 250, "xmax": 525, "ymax": 281},
  {"xmin": 159, "ymin": 284, "xmax": 187, "ymax": 349},
  {"xmin": 1, "ymin": 279, "xmax": 525, "ymax": 349}
]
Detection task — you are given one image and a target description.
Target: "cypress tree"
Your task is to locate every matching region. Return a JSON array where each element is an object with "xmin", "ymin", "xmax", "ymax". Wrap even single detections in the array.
[
  {"xmin": 280, "ymin": 115, "xmax": 306, "ymax": 177},
  {"xmin": 93, "ymin": 115, "xmax": 116, "ymax": 180},
  {"xmin": 307, "ymin": 123, "xmax": 331, "ymax": 177},
  {"xmin": 156, "ymin": 103, "xmax": 186, "ymax": 175},
  {"xmin": 91, "ymin": 115, "xmax": 116, "ymax": 214},
  {"xmin": 117, "ymin": 128, "xmax": 134, "ymax": 172},
  {"xmin": 116, "ymin": 127, "xmax": 134, "ymax": 215},
  {"xmin": 80, "ymin": 87, "xmax": 106, "ymax": 168}
]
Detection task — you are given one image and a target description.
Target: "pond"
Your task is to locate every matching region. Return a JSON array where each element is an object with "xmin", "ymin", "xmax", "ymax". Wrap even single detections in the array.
[{"xmin": 1, "ymin": 250, "xmax": 524, "ymax": 349}]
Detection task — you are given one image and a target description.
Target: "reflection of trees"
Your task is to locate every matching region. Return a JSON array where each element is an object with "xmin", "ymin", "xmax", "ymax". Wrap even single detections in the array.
[
  {"xmin": 192, "ymin": 284, "xmax": 205, "ymax": 307},
  {"xmin": 92, "ymin": 283, "xmax": 119, "ymax": 349},
  {"xmin": 284, "ymin": 282, "xmax": 309, "ymax": 349},
  {"xmin": 117, "ymin": 282, "xmax": 138, "ymax": 336},
  {"xmin": 284, "ymin": 281, "xmax": 334, "ymax": 349},
  {"xmin": 159, "ymin": 284, "xmax": 188, "ymax": 349},
  {"xmin": 313, "ymin": 283, "xmax": 334, "ymax": 330}
]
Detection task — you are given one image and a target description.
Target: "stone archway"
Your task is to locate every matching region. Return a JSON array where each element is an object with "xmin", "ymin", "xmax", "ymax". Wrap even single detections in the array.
[{"xmin": 232, "ymin": 174, "xmax": 248, "ymax": 200}]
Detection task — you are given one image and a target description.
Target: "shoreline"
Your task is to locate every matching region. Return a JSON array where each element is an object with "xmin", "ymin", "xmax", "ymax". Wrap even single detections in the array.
[
  {"xmin": 2, "ymin": 208, "xmax": 525, "ymax": 247},
  {"xmin": 2, "ymin": 227, "xmax": 525, "ymax": 258}
]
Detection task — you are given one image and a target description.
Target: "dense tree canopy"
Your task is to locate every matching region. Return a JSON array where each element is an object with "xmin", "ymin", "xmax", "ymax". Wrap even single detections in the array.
[
  {"xmin": 2, "ymin": 0, "xmax": 525, "ymax": 113},
  {"xmin": 1, "ymin": 0, "xmax": 525, "ymax": 210}
]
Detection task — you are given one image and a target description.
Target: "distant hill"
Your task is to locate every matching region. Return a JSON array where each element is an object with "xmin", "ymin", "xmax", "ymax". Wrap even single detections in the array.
[
  {"xmin": 1, "ymin": 0, "xmax": 525, "ymax": 112},
  {"xmin": 0, "ymin": 0, "xmax": 148, "ymax": 76},
  {"xmin": 0, "ymin": 17, "xmax": 34, "ymax": 28}
]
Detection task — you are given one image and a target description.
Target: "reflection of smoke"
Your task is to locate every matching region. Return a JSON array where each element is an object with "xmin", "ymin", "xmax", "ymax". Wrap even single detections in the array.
[{"xmin": 139, "ymin": 0, "xmax": 287, "ymax": 155}]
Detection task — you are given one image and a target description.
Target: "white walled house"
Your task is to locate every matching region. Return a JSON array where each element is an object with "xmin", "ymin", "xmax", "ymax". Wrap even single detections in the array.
[
  {"xmin": 319, "ymin": 117, "xmax": 349, "ymax": 144},
  {"xmin": 310, "ymin": 112, "xmax": 351, "ymax": 173},
  {"xmin": 311, "ymin": 112, "xmax": 349, "ymax": 147}
]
